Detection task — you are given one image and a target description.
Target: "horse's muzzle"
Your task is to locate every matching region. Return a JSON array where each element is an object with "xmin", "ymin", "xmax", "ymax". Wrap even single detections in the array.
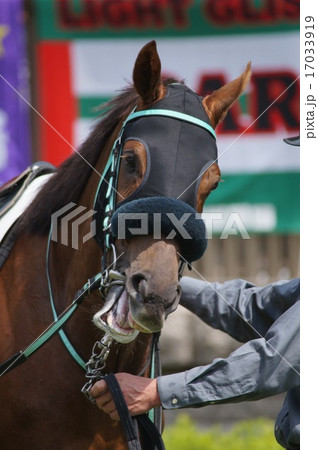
[
  {"xmin": 93, "ymin": 266, "xmax": 181, "ymax": 343},
  {"xmin": 125, "ymin": 272, "xmax": 181, "ymax": 332}
]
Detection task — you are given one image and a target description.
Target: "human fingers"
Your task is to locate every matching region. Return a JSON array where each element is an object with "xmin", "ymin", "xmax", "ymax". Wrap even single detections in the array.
[
  {"xmin": 98, "ymin": 397, "xmax": 120, "ymax": 421},
  {"xmin": 89, "ymin": 379, "xmax": 107, "ymax": 398},
  {"xmin": 90, "ymin": 379, "xmax": 120, "ymax": 420}
]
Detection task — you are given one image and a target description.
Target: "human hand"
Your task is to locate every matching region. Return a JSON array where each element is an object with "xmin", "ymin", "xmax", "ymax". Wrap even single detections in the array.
[{"xmin": 89, "ymin": 373, "xmax": 161, "ymax": 421}]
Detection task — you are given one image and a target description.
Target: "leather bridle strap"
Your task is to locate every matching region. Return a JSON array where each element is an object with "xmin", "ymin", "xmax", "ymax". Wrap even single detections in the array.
[
  {"xmin": 148, "ymin": 332, "xmax": 163, "ymax": 434},
  {"xmin": 0, "ymin": 273, "xmax": 102, "ymax": 377},
  {"xmin": 104, "ymin": 373, "xmax": 165, "ymax": 450}
]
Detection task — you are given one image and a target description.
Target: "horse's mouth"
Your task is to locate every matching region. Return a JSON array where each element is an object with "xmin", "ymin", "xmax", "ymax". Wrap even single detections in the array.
[{"xmin": 93, "ymin": 287, "xmax": 150, "ymax": 344}]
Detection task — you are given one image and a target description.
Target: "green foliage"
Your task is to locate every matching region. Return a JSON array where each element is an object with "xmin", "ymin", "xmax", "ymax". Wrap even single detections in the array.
[{"xmin": 162, "ymin": 415, "xmax": 282, "ymax": 450}]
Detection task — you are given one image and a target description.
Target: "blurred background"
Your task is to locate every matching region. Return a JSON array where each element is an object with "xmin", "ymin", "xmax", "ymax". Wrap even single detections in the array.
[{"xmin": 0, "ymin": 0, "xmax": 299, "ymax": 433}]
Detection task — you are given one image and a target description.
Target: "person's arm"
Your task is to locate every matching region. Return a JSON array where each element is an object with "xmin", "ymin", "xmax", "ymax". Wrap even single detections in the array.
[
  {"xmin": 158, "ymin": 300, "xmax": 300, "ymax": 409},
  {"xmin": 91, "ymin": 301, "xmax": 299, "ymax": 416},
  {"xmin": 180, "ymin": 277, "xmax": 300, "ymax": 342}
]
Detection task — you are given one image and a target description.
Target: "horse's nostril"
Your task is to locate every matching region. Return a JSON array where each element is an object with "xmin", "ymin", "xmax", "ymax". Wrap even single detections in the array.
[{"xmin": 131, "ymin": 274, "xmax": 147, "ymax": 293}]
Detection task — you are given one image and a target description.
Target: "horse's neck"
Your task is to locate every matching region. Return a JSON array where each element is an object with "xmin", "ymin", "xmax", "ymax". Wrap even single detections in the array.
[
  {"xmin": 0, "ymin": 233, "xmax": 53, "ymax": 351},
  {"xmin": 51, "ymin": 136, "xmax": 115, "ymax": 296},
  {"xmin": 48, "ymin": 111, "xmax": 128, "ymax": 309},
  {"xmin": 41, "ymin": 143, "xmax": 113, "ymax": 357}
]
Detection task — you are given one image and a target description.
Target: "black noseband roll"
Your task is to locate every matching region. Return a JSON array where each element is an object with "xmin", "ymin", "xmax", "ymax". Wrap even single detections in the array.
[{"xmin": 111, "ymin": 197, "xmax": 207, "ymax": 263}]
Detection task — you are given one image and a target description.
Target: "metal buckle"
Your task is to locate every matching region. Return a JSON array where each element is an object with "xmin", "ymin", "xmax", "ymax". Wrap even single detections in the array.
[
  {"xmin": 81, "ymin": 333, "xmax": 113, "ymax": 404},
  {"xmin": 81, "ymin": 382, "xmax": 96, "ymax": 404}
]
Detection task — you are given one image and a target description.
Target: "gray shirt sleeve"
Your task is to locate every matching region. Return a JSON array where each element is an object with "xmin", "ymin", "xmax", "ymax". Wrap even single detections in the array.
[
  {"xmin": 179, "ymin": 277, "xmax": 300, "ymax": 342},
  {"xmin": 158, "ymin": 300, "xmax": 299, "ymax": 409},
  {"xmin": 157, "ymin": 278, "xmax": 300, "ymax": 410}
]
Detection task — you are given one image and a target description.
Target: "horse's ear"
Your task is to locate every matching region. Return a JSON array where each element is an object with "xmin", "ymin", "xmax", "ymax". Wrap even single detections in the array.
[
  {"xmin": 203, "ymin": 62, "xmax": 251, "ymax": 128},
  {"xmin": 133, "ymin": 40, "xmax": 164, "ymax": 106}
]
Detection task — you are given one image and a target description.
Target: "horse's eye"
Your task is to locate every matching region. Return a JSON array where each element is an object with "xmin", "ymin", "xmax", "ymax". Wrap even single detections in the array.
[{"xmin": 124, "ymin": 155, "xmax": 136, "ymax": 172}]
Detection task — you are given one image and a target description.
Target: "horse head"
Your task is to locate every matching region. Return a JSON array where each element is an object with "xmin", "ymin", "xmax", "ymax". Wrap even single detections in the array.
[{"xmin": 92, "ymin": 41, "xmax": 251, "ymax": 344}]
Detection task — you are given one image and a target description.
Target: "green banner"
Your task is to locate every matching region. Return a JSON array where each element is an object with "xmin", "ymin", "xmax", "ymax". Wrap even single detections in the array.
[
  {"xmin": 204, "ymin": 172, "xmax": 300, "ymax": 234},
  {"xmin": 34, "ymin": 0, "xmax": 299, "ymax": 40}
]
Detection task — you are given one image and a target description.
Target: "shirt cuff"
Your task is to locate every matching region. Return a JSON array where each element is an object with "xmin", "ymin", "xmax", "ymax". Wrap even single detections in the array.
[{"xmin": 157, "ymin": 372, "xmax": 189, "ymax": 409}]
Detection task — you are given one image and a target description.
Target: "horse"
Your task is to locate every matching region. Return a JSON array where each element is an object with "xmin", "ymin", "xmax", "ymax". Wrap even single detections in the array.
[{"xmin": 0, "ymin": 41, "xmax": 250, "ymax": 449}]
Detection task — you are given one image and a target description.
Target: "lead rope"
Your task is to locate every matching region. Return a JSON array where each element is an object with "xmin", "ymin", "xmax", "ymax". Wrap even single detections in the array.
[{"xmin": 103, "ymin": 373, "xmax": 165, "ymax": 450}]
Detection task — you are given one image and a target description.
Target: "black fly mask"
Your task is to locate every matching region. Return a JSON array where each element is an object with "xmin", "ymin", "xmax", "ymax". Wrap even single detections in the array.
[{"xmin": 95, "ymin": 84, "xmax": 218, "ymax": 263}]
